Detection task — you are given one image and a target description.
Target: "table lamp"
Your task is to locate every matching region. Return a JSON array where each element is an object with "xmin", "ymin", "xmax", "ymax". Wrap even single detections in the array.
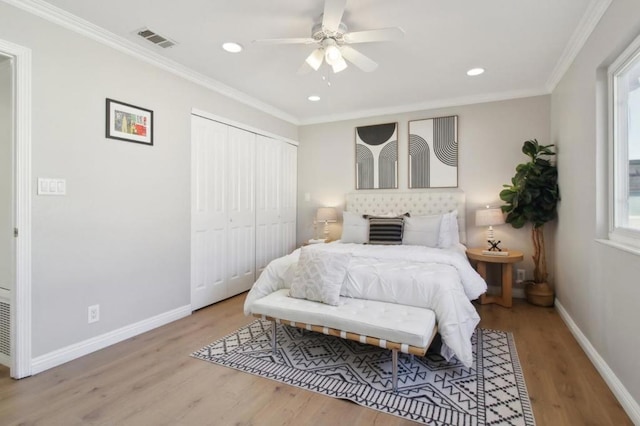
[
  {"xmin": 475, "ymin": 206, "xmax": 505, "ymax": 251},
  {"xmin": 316, "ymin": 207, "xmax": 337, "ymax": 240}
]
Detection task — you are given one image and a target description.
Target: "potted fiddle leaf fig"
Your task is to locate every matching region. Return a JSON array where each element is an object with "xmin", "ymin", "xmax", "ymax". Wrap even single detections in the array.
[{"xmin": 499, "ymin": 139, "xmax": 560, "ymax": 306}]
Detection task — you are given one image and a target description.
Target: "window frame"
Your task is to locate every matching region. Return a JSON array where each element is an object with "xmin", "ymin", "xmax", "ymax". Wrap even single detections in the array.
[{"xmin": 608, "ymin": 33, "xmax": 640, "ymax": 249}]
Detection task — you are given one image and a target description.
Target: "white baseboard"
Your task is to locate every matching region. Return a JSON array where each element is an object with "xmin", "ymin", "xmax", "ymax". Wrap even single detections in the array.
[
  {"xmin": 31, "ymin": 305, "xmax": 191, "ymax": 375},
  {"xmin": 555, "ymin": 299, "xmax": 640, "ymax": 424}
]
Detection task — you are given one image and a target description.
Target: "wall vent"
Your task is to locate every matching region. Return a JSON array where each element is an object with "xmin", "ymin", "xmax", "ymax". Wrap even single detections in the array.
[
  {"xmin": 136, "ymin": 28, "xmax": 177, "ymax": 49},
  {"xmin": 0, "ymin": 294, "xmax": 10, "ymax": 364}
]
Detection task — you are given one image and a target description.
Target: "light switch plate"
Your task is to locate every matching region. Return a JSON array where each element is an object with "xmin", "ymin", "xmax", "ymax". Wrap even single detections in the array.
[{"xmin": 38, "ymin": 178, "xmax": 66, "ymax": 195}]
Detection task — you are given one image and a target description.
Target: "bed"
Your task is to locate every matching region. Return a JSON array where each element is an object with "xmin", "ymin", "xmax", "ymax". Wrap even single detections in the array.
[{"xmin": 243, "ymin": 190, "xmax": 487, "ymax": 372}]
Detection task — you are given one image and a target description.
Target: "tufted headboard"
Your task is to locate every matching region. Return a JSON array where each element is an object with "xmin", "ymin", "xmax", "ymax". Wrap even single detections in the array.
[{"xmin": 344, "ymin": 190, "xmax": 466, "ymax": 244}]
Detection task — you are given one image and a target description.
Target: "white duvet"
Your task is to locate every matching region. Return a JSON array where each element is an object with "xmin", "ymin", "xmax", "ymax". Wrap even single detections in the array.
[{"xmin": 243, "ymin": 242, "xmax": 487, "ymax": 367}]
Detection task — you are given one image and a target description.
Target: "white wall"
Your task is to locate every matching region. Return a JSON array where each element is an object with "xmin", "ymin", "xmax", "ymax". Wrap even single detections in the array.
[
  {"xmin": 551, "ymin": 0, "xmax": 640, "ymax": 409},
  {"xmin": 0, "ymin": 57, "xmax": 11, "ymax": 291},
  {"xmin": 0, "ymin": 3, "xmax": 297, "ymax": 358},
  {"xmin": 298, "ymin": 95, "xmax": 551, "ymax": 286}
]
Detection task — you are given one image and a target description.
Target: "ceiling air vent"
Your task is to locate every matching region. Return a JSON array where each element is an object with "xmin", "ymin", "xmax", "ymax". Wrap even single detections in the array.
[{"xmin": 136, "ymin": 28, "xmax": 176, "ymax": 49}]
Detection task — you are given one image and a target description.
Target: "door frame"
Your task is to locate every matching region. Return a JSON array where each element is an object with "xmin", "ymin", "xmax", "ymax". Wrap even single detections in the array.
[{"xmin": 0, "ymin": 39, "xmax": 32, "ymax": 379}]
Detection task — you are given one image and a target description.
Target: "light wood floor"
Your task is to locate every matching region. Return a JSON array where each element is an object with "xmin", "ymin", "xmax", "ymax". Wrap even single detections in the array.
[{"xmin": 0, "ymin": 295, "xmax": 632, "ymax": 425}]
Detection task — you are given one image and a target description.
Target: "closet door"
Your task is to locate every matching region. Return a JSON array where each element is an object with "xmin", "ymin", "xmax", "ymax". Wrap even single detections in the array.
[
  {"xmin": 226, "ymin": 126, "xmax": 256, "ymax": 297},
  {"xmin": 191, "ymin": 114, "xmax": 295, "ymax": 308},
  {"xmin": 255, "ymin": 136, "xmax": 282, "ymax": 277},
  {"xmin": 255, "ymin": 138, "xmax": 298, "ymax": 276},
  {"xmin": 280, "ymin": 142, "xmax": 298, "ymax": 255},
  {"xmin": 191, "ymin": 116, "xmax": 228, "ymax": 310}
]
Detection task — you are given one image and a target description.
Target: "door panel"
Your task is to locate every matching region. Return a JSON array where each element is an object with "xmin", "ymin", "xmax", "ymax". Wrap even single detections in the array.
[
  {"xmin": 255, "ymin": 136, "xmax": 282, "ymax": 275},
  {"xmin": 226, "ymin": 127, "xmax": 255, "ymax": 296},
  {"xmin": 280, "ymin": 143, "xmax": 298, "ymax": 254},
  {"xmin": 191, "ymin": 116, "xmax": 228, "ymax": 310}
]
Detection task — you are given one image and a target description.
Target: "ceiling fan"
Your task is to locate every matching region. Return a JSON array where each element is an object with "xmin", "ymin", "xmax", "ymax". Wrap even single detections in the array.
[{"xmin": 253, "ymin": 0, "xmax": 404, "ymax": 74}]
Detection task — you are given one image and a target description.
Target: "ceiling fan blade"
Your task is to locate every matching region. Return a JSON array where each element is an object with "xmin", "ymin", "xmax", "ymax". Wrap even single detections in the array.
[
  {"xmin": 340, "ymin": 46, "xmax": 378, "ymax": 72},
  {"xmin": 322, "ymin": 0, "xmax": 347, "ymax": 33},
  {"xmin": 343, "ymin": 27, "xmax": 405, "ymax": 44},
  {"xmin": 305, "ymin": 48, "xmax": 324, "ymax": 71},
  {"xmin": 252, "ymin": 37, "xmax": 316, "ymax": 45}
]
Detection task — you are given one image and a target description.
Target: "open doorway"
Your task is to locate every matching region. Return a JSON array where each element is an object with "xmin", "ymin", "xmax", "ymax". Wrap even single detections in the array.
[
  {"xmin": 0, "ymin": 38, "xmax": 32, "ymax": 379},
  {"xmin": 0, "ymin": 54, "xmax": 13, "ymax": 368}
]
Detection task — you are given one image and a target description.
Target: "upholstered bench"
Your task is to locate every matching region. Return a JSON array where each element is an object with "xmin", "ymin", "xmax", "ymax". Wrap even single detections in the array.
[{"xmin": 250, "ymin": 289, "xmax": 438, "ymax": 392}]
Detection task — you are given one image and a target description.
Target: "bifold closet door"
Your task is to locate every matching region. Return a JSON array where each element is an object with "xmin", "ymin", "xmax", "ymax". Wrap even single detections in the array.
[
  {"xmin": 191, "ymin": 116, "xmax": 256, "ymax": 309},
  {"xmin": 191, "ymin": 116, "xmax": 228, "ymax": 310},
  {"xmin": 255, "ymin": 136, "xmax": 297, "ymax": 277},
  {"xmin": 279, "ymin": 141, "xmax": 297, "ymax": 255},
  {"xmin": 255, "ymin": 136, "xmax": 281, "ymax": 277},
  {"xmin": 192, "ymin": 114, "xmax": 294, "ymax": 308},
  {"xmin": 225, "ymin": 126, "xmax": 256, "ymax": 297}
]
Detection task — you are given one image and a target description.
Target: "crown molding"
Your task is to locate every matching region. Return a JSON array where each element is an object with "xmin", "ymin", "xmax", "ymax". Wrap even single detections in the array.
[
  {"xmin": 298, "ymin": 88, "xmax": 549, "ymax": 125},
  {"xmin": 545, "ymin": 0, "xmax": 612, "ymax": 92},
  {"xmin": 3, "ymin": 0, "xmax": 300, "ymax": 125}
]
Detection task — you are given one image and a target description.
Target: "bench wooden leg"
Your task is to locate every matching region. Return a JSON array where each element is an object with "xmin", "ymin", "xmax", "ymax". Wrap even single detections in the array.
[
  {"xmin": 271, "ymin": 321, "xmax": 277, "ymax": 354},
  {"xmin": 392, "ymin": 349, "xmax": 398, "ymax": 393}
]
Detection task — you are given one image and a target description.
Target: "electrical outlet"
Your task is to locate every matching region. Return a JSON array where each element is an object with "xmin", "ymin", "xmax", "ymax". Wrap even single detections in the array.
[
  {"xmin": 88, "ymin": 304, "xmax": 100, "ymax": 323},
  {"xmin": 516, "ymin": 269, "xmax": 526, "ymax": 283}
]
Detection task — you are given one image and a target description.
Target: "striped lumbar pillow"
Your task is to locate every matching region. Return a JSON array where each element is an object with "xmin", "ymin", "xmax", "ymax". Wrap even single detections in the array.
[{"xmin": 364, "ymin": 214, "xmax": 408, "ymax": 245}]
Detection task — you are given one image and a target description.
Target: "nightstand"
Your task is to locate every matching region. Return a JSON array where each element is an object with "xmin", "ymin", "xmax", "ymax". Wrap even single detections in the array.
[{"xmin": 466, "ymin": 248, "xmax": 524, "ymax": 308}]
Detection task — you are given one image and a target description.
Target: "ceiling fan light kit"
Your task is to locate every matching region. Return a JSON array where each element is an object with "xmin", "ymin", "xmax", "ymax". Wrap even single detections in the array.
[
  {"xmin": 253, "ymin": 0, "xmax": 404, "ymax": 74},
  {"xmin": 305, "ymin": 49, "xmax": 324, "ymax": 71},
  {"xmin": 331, "ymin": 56, "xmax": 348, "ymax": 73},
  {"xmin": 323, "ymin": 40, "xmax": 342, "ymax": 65}
]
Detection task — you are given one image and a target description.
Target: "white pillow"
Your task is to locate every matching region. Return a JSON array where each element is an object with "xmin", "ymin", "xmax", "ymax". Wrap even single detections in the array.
[
  {"xmin": 340, "ymin": 211, "xmax": 368, "ymax": 243},
  {"xmin": 289, "ymin": 247, "xmax": 352, "ymax": 306},
  {"xmin": 402, "ymin": 214, "xmax": 442, "ymax": 247},
  {"xmin": 438, "ymin": 210, "xmax": 460, "ymax": 248}
]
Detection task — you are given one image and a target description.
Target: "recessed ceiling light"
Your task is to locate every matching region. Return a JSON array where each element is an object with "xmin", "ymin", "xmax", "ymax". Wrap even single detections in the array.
[
  {"xmin": 308, "ymin": 95, "xmax": 321, "ymax": 102},
  {"xmin": 222, "ymin": 42, "xmax": 243, "ymax": 53},
  {"xmin": 467, "ymin": 67, "xmax": 485, "ymax": 76}
]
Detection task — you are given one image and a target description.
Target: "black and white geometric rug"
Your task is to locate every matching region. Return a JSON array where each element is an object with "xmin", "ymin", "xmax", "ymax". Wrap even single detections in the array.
[{"xmin": 192, "ymin": 320, "xmax": 535, "ymax": 425}]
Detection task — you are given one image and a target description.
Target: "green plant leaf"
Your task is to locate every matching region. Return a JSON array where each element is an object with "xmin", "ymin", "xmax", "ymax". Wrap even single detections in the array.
[{"xmin": 500, "ymin": 139, "xmax": 558, "ymax": 283}]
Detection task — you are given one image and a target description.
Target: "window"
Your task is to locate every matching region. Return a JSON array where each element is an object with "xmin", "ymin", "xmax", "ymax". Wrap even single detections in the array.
[{"xmin": 609, "ymin": 34, "xmax": 640, "ymax": 248}]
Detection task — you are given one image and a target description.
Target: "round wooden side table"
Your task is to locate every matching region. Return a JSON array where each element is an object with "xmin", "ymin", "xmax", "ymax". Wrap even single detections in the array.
[{"xmin": 466, "ymin": 248, "xmax": 524, "ymax": 308}]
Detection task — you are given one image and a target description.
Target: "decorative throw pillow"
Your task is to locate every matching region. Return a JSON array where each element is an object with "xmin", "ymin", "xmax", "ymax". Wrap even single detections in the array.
[
  {"xmin": 364, "ymin": 213, "xmax": 409, "ymax": 245},
  {"xmin": 438, "ymin": 210, "xmax": 460, "ymax": 248},
  {"xmin": 340, "ymin": 211, "xmax": 368, "ymax": 243},
  {"xmin": 402, "ymin": 214, "xmax": 442, "ymax": 247},
  {"xmin": 289, "ymin": 247, "xmax": 352, "ymax": 305}
]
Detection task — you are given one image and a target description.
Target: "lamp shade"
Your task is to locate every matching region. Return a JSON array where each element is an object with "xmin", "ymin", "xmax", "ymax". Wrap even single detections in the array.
[
  {"xmin": 316, "ymin": 207, "xmax": 338, "ymax": 222},
  {"xmin": 475, "ymin": 208, "xmax": 505, "ymax": 227},
  {"xmin": 305, "ymin": 49, "xmax": 324, "ymax": 71},
  {"xmin": 331, "ymin": 56, "xmax": 348, "ymax": 73}
]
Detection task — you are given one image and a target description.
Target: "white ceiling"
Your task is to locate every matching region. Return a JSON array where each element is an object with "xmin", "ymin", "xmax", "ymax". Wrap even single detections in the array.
[{"xmin": 37, "ymin": 0, "xmax": 603, "ymax": 124}]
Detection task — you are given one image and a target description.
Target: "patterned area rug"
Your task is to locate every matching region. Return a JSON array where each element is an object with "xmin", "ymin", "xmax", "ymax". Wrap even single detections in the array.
[{"xmin": 192, "ymin": 320, "xmax": 535, "ymax": 425}]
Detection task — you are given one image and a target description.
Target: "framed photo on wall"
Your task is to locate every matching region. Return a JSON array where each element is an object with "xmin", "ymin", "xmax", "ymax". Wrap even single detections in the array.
[
  {"xmin": 355, "ymin": 122, "xmax": 398, "ymax": 189},
  {"xmin": 408, "ymin": 115, "xmax": 458, "ymax": 188},
  {"xmin": 105, "ymin": 98, "xmax": 153, "ymax": 145}
]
